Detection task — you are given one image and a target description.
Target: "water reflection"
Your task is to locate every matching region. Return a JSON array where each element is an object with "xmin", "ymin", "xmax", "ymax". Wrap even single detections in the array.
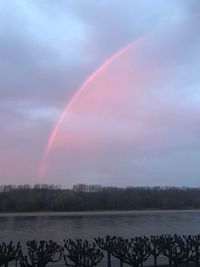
[{"xmin": 0, "ymin": 211, "xmax": 200, "ymax": 244}]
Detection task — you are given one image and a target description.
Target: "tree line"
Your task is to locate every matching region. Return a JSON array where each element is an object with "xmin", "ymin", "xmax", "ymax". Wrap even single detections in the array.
[
  {"xmin": 2, "ymin": 234, "xmax": 200, "ymax": 267},
  {"xmin": 0, "ymin": 184, "xmax": 200, "ymax": 212}
]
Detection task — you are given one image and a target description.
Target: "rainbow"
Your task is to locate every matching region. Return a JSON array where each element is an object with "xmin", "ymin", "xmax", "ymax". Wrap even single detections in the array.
[{"xmin": 39, "ymin": 35, "xmax": 148, "ymax": 178}]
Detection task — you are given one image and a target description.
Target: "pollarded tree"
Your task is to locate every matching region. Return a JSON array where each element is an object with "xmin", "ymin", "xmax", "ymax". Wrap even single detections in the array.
[
  {"xmin": 150, "ymin": 236, "xmax": 162, "ymax": 267},
  {"xmin": 125, "ymin": 236, "xmax": 151, "ymax": 267},
  {"xmin": 20, "ymin": 240, "xmax": 63, "ymax": 267},
  {"xmin": 158, "ymin": 234, "xmax": 193, "ymax": 267},
  {"xmin": 0, "ymin": 241, "xmax": 21, "ymax": 267},
  {"xmin": 95, "ymin": 236, "xmax": 114, "ymax": 267},
  {"xmin": 63, "ymin": 239, "xmax": 103, "ymax": 267},
  {"xmin": 110, "ymin": 237, "xmax": 130, "ymax": 267},
  {"xmin": 188, "ymin": 235, "xmax": 200, "ymax": 267},
  {"xmin": 159, "ymin": 234, "xmax": 175, "ymax": 266},
  {"xmin": 170, "ymin": 235, "xmax": 194, "ymax": 267}
]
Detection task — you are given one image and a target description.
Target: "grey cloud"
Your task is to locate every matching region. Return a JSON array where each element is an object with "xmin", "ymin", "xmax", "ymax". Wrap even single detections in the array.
[{"xmin": 0, "ymin": 0, "xmax": 200, "ymax": 186}]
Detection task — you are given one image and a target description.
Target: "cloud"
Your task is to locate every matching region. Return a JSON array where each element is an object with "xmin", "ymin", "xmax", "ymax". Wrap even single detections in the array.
[
  {"xmin": 44, "ymin": 18, "xmax": 200, "ymax": 187},
  {"xmin": 0, "ymin": 0, "xmax": 200, "ymax": 186}
]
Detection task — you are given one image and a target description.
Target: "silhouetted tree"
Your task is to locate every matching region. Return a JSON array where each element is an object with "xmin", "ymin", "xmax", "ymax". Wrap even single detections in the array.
[
  {"xmin": 20, "ymin": 240, "xmax": 63, "ymax": 267},
  {"xmin": 150, "ymin": 236, "xmax": 162, "ymax": 267},
  {"xmin": 110, "ymin": 237, "xmax": 130, "ymax": 267},
  {"xmin": 158, "ymin": 235, "xmax": 193, "ymax": 267},
  {"xmin": 0, "ymin": 241, "xmax": 21, "ymax": 267},
  {"xmin": 0, "ymin": 184, "xmax": 200, "ymax": 211},
  {"xmin": 126, "ymin": 237, "xmax": 151, "ymax": 267},
  {"xmin": 63, "ymin": 239, "xmax": 103, "ymax": 267},
  {"xmin": 95, "ymin": 236, "xmax": 114, "ymax": 267},
  {"xmin": 190, "ymin": 235, "xmax": 200, "ymax": 267}
]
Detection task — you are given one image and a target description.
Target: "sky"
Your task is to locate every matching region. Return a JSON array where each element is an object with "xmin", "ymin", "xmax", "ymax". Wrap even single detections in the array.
[{"xmin": 0, "ymin": 0, "xmax": 200, "ymax": 187}]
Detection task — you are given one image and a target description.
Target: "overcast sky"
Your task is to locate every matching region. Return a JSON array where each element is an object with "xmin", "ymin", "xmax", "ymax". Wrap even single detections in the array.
[{"xmin": 0, "ymin": 1, "xmax": 200, "ymax": 187}]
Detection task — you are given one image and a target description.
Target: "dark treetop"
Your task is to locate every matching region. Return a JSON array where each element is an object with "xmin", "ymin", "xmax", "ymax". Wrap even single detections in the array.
[{"xmin": 0, "ymin": 184, "xmax": 200, "ymax": 212}]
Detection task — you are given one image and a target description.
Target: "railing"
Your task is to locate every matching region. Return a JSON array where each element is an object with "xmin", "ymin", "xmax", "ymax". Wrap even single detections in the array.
[{"xmin": 1, "ymin": 235, "xmax": 200, "ymax": 267}]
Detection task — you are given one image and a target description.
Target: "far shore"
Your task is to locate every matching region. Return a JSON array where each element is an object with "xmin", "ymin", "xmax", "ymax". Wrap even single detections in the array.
[{"xmin": 0, "ymin": 209, "xmax": 200, "ymax": 217}]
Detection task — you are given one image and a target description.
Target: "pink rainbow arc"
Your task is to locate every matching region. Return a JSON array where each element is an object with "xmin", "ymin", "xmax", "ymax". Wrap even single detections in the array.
[{"xmin": 39, "ymin": 36, "xmax": 146, "ymax": 178}]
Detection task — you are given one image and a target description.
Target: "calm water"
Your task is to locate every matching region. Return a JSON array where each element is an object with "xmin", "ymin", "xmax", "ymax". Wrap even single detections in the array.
[{"xmin": 1, "ymin": 210, "xmax": 200, "ymax": 244}]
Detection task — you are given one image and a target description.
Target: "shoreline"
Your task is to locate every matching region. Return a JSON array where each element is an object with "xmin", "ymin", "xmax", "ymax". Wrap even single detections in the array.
[{"xmin": 0, "ymin": 209, "xmax": 200, "ymax": 217}]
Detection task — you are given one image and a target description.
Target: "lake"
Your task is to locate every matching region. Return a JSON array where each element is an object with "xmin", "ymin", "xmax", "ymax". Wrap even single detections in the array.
[{"xmin": 1, "ymin": 210, "xmax": 200, "ymax": 244}]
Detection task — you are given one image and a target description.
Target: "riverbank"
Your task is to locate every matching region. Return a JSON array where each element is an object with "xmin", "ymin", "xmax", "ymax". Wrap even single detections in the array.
[{"xmin": 0, "ymin": 209, "xmax": 200, "ymax": 217}]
